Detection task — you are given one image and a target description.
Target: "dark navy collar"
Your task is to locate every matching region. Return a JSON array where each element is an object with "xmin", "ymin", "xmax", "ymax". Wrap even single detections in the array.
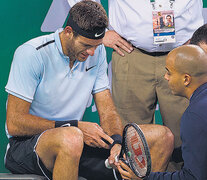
[{"xmin": 190, "ymin": 82, "xmax": 207, "ymax": 103}]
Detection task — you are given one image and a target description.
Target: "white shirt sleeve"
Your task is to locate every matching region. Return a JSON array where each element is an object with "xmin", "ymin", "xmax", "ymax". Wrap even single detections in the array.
[{"xmin": 92, "ymin": 45, "xmax": 110, "ymax": 94}]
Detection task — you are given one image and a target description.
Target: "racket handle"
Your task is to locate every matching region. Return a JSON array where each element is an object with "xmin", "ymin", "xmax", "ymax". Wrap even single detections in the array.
[
  {"xmin": 105, "ymin": 159, "xmax": 112, "ymax": 169},
  {"xmin": 105, "ymin": 156, "xmax": 119, "ymax": 169}
]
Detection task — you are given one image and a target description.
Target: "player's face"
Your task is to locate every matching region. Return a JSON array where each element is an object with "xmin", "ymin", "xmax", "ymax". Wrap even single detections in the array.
[
  {"xmin": 69, "ymin": 35, "xmax": 103, "ymax": 62},
  {"xmin": 199, "ymin": 43, "xmax": 207, "ymax": 53},
  {"xmin": 165, "ymin": 57, "xmax": 185, "ymax": 96}
]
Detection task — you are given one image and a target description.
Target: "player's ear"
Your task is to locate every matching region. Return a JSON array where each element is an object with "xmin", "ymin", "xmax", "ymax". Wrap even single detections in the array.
[
  {"xmin": 183, "ymin": 74, "xmax": 191, "ymax": 86},
  {"xmin": 64, "ymin": 26, "xmax": 74, "ymax": 38}
]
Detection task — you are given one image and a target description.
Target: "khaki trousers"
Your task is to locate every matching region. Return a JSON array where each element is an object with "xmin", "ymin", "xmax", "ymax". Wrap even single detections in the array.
[{"xmin": 112, "ymin": 48, "xmax": 188, "ymax": 168}]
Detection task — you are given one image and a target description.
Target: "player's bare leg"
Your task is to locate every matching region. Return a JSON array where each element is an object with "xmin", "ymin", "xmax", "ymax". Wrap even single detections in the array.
[
  {"xmin": 139, "ymin": 124, "xmax": 174, "ymax": 172},
  {"xmin": 36, "ymin": 127, "xmax": 84, "ymax": 180}
]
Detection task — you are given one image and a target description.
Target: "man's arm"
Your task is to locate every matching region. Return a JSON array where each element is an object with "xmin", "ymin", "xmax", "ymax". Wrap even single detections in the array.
[
  {"xmin": 6, "ymin": 94, "xmax": 54, "ymax": 136},
  {"xmin": 117, "ymin": 160, "xmax": 197, "ymax": 180},
  {"xmin": 94, "ymin": 89, "xmax": 123, "ymax": 166},
  {"xmin": 8, "ymin": 93, "xmax": 114, "ymax": 149},
  {"xmin": 77, "ymin": 89, "xmax": 123, "ymax": 150},
  {"xmin": 93, "ymin": 89, "xmax": 123, "ymax": 136}
]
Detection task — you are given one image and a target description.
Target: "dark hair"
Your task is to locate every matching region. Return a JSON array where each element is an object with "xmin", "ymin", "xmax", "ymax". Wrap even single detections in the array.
[
  {"xmin": 190, "ymin": 24, "xmax": 207, "ymax": 45},
  {"xmin": 66, "ymin": 0, "xmax": 108, "ymax": 32}
]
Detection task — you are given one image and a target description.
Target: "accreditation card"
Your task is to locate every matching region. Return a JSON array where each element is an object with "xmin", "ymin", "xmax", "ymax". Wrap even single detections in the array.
[{"xmin": 152, "ymin": 10, "xmax": 175, "ymax": 44}]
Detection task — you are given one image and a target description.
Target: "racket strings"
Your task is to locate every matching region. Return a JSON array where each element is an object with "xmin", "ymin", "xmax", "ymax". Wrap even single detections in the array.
[{"xmin": 125, "ymin": 127, "xmax": 148, "ymax": 176}]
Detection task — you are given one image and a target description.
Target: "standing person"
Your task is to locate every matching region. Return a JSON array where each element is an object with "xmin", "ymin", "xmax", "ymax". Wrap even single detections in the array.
[
  {"xmin": 102, "ymin": 0, "xmax": 204, "ymax": 171},
  {"xmin": 4, "ymin": 1, "xmax": 173, "ymax": 179},
  {"xmin": 190, "ymin": 23, "xmax": 207, "ymax": 52},
  {"xmin": 117, "ymin": 45, "xmax": 207, "ymax": 180}
]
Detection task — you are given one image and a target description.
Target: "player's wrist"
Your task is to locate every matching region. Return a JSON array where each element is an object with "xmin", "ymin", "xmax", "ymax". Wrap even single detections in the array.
[
  {"xmin": 55, "ymin": 120, "xmax": 78, "ymax": 128},
  {"xmin": 110, "ymin": 134, "xmax": 122, "ymax": 148}
]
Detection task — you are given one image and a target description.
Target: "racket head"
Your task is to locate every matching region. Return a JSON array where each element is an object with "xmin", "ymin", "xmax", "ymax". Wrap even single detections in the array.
[{"xmin": 122, "ymin": 123, "xmax": 151, "ymax": 178}]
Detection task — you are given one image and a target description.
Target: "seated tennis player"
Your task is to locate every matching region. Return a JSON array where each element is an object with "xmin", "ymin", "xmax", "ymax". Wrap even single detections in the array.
[
  {"xmin": 4, "ymin": 1, "xmax": 173, "ymax": 179},
  {"xmin": 118, "ymin": 45, "xmax": 207, "ymax": 180}
]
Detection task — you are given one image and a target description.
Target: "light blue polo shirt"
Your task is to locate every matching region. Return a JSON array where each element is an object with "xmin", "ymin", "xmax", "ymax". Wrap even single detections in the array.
[{"xmin": 5, "ymin": 28, "xmax": 110, "ymax": 123}]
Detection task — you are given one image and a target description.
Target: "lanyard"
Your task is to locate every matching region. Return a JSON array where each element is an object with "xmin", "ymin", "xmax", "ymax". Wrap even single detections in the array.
[{"xmin": 150, "ymin": 0, "xmax": 175, "ymax": 10}]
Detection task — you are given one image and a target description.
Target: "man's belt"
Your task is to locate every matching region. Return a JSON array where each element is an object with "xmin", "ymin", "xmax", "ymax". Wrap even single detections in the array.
[{"xmin": 137, "ymin": 47, "xmax": 170, "ymax": 57}]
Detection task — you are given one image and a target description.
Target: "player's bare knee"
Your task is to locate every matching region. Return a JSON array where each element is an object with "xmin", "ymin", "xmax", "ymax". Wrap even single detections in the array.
[
  {"xmin": 158, "ymin": 126, "xmax": 174, "ymax": 153},
  {"xmin": 141, "ymin": 124, "xmax": 174, "ymax": 150},
  {"xmin": 163, "ymin": 126, "xmax": 174, "ymax": 149},
  {"xmin": 57, "ymin": 127, "xmax": 83, "ymax": 157},
  {"xmin": 162, "ymin": 126, "xmax": 174, "ymax": 144}
]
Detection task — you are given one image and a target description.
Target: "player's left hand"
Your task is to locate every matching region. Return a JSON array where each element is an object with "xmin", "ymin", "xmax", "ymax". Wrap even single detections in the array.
[{"xmin": 107, "ymin": 144, "xmax": 122, "ymax": 169}]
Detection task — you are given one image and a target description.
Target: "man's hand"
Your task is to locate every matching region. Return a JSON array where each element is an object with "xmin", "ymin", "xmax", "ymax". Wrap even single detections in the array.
[
  {"xmin": 117, "ymin": 160, "xmax": 141, "ymax": 180},
  {"xmin": 103, "ymin": 30, "xmax": 133, "ymax": 57},
  {"xmin": 78, "ymin": 121, "xmax": 113, "ymax": 148},
  {"xmin": 107, "ymin": 144, "xmax": 122, "ymax": 169}
]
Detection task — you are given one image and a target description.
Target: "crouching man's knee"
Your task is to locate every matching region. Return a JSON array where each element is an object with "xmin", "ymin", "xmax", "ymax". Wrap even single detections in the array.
[{"xmin": 139, "ymin": 124, "xmax": 174, "ymax": 171}]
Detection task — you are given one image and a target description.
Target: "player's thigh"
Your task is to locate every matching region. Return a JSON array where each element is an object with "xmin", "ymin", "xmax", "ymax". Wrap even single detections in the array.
[
  {"xmin": 36, "ymin": 127, "xmax": 83, "ymax": 171},
  {"xmin": 5, "ymin": 135, "xmax": 47, "ymax": 175},
  {"xmin": 139, "ymin": 124, "xmax": 174, "ymax": 148},
  {"xmin": 79, "ymin": 145, "xmax": 116, "ymax": 180}
]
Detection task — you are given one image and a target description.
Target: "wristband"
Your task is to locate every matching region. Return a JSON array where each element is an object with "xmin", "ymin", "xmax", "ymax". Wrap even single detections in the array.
[
  {"xmin": 110, "ymin": 134, "xmax": 122, "ymax": 149},
  {"xmin": 55, "ymin": 120, "xmax": 78, "ymax": 128}
]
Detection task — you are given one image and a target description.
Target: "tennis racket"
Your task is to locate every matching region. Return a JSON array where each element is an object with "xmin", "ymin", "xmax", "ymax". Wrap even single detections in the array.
[{"xmin": 105, "ymin": 123, "xmax": 151, "ymax": 178}]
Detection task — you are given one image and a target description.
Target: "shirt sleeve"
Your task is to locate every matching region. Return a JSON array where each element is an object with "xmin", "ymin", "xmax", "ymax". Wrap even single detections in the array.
[
  {"xmin": 181, "ymin": 112, "xmax": 207, "ymax": 180},
  {"xmin": 147, "ymin": 169, "xmax": 196, "ymax": 180},
  {"xmin": 5, "ymin": 44, "xmax": 43, "ymax": 102},
  {"xmin": 92, "ymin": 45, "xmax": 110, "ymax": 94},
  {"xmin": 147, "ymin": 111, "xmax": 207, "ymax": 180}
]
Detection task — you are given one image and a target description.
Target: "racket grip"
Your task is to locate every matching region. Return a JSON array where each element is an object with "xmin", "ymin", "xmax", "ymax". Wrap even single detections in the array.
[
  {"xmin": 105, "ymin": 156, "xmax": 119, "ymax": 169},
  {"xmin": 105, "ymin": 159, "xmax": 112, "ymax": 169}
]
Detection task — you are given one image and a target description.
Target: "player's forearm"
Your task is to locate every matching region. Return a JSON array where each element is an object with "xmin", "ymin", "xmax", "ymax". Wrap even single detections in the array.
[
  {"xmin": 94, "ymin": 89, "xmax": 123, "ymax": 136},
  {"xmin": 100, "ymin": 109, "xmax": 123, "ymax": 136},
  {"xmin": 6, "ymin": 113, "xmax": 55, "ymax": 136}
]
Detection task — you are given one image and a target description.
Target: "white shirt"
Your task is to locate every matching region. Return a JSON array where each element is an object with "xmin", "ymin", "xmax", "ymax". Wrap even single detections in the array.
[{"xmin": 108, "ymin": 0, "xmax": 204, "ymax": 52}]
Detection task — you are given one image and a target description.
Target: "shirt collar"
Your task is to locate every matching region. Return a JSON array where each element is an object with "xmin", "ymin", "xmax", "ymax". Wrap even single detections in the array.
[
  {"xmin": 54, "ymin": 28, "xmax": 69, "ymax": 60},
  {"xmin": 190, "ymin": 82, "xmax": 207, "ymax": 103}
]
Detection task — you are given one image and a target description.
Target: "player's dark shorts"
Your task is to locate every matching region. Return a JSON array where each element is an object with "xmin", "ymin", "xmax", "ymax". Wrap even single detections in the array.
[{"xmin": 5, "ymin": 133, "xmax": 121, "ymax": 180}]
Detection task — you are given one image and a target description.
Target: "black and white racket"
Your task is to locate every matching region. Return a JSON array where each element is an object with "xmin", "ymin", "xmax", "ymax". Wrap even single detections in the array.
[{"xmin": 105, "ymin": 123, "xmax": 151, "ymax": 179}]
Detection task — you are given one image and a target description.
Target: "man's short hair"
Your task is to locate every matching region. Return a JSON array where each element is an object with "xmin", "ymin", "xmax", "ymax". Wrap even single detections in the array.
[
  {"xmin": 190, "ymin": 24, "xmax": 207, "ymax": 45},
  {"xmin": 66, "ymin": 0, "xmax": 108, "ymax": 39}
]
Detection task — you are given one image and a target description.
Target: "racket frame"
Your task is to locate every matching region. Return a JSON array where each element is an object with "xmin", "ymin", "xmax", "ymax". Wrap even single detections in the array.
[{"xmin": 122, "ymin": 123, "xmax": 151, "ymax": 178}]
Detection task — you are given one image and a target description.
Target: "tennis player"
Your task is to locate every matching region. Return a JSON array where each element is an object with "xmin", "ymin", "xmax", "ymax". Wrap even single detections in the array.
[{"xmin": 5, "ymin": 1, "xmax": 122, "ymax": 179}]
